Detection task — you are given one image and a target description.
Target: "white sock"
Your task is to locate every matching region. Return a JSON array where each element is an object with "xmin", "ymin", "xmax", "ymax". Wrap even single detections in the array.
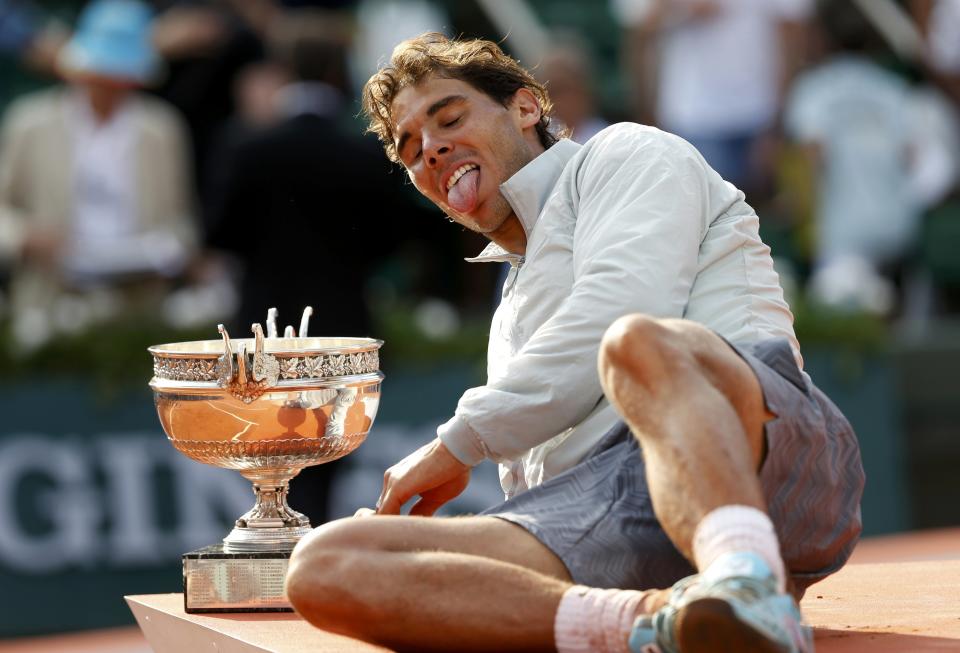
[
  {"xmin": 554, "ymin": 585, "xmax": 660, "ymax": 653},
  {"xmin": 692, "ymin": 504, "xmax": 786, "ymax": 592}
]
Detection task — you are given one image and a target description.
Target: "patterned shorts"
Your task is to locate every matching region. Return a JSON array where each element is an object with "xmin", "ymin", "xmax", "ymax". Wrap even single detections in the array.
[{"xmin": 482, "ymin": 338, "xmax": 865, "ymax": 598}]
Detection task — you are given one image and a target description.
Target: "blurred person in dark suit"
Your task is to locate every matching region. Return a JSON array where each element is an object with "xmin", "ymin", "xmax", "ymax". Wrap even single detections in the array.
[
  {"xmin": 204, "ymin": 8, "xmax": 412, "ymax": 524},
  {"xmin": 205, "ymin": 8, "xmax": 400, "ymax": 338},
  {"xmin": 149, "ymin": 0, "xmax": 265, "ymax": 194},
  {"xmin": 0, "ymin": 0, "xmax": 196, "ymax": 350},
  {"xmin": 149, "ymin": 0, "xmax": 360, "ymax": 197}
]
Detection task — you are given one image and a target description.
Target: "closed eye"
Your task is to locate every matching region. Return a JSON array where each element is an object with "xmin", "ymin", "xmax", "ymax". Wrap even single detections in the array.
[
  {"xmin": 443, "ymin": 116, "xmax": 462, "ymax": 128},
  {"xmin": 401, "ymin": 143, "xmax": 421, "ymax": 165}
]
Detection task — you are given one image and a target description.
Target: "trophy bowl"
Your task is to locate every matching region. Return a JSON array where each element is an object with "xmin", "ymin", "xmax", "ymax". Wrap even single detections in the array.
[
  {"xmin": 149, "ymin": 327, "xmax": 383, "ymax": 552},
  {"xmin": 149, "ymin": 315, "xmax": 383, "ymax": 612}
]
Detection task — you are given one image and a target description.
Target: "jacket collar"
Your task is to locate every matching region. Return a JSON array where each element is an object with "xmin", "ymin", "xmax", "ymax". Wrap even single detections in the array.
[{"xmin": 466, "ymin": 138, "xmax": 581, "ymax": 264}]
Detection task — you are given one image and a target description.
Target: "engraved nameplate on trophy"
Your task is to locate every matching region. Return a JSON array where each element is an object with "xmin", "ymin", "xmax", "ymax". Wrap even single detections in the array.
[{"xmin": 182, "ymin": 545, "xmax": 292, "ymax": 612}]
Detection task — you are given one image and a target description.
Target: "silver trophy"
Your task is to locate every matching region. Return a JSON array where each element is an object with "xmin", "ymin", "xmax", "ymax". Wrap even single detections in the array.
[{"xmin": 148, "ymin": 307, "xmax": 383, "ymax": 612}]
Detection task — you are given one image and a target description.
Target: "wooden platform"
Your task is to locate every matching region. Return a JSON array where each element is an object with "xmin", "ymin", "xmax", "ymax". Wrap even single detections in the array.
[
  {"xmin": 125, "ymin": 594, "xmax": 387, "ymax": 653},
  {"xmin": 123, "ymin": 543, "xmax": 960, "ymax": 652},
  {"xmin": 3, "ymin": 529, "xmax": 958, "ymax": 652}
]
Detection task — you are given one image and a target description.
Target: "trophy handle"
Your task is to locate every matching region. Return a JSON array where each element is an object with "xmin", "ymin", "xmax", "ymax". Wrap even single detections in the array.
[
  {"xmin": 299, "ymin": 306, "xmax": 313, "ymax": 338},
  {"xmin": 215, "ymin": 324, "xmax": 234, "ymax": 387},
  {"xmin": 266, "ymin": 307, "xmax": 279, "ymax": 338},
  {"xmin": 251, "ymin": 323, "xmax": 280, "ymax": 385}
]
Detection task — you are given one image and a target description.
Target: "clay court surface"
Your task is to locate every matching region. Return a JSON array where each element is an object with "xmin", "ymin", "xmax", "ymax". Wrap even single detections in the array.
[{"xmin": 2, "ymin": 528, "xmax": 958, "ymax": 652}]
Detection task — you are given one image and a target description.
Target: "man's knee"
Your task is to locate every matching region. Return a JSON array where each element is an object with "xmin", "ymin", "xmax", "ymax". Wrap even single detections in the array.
[
  {"xmin": 286, "ymin": 520, "xmax": 379, "ymax": 630},
  {"xmin": 297, "ymin": 516, "xmax": 382, "ymax": 553},
  {"xmin": 287, "ymin": 539, "xmax": 351, "ymax": 610},
  {"xmin": 601, "ymin": 314, "xmax": 770, "ymax": 459},
  {"xmin": 287, "ymin": 518, "xmax": 382, "ymax": 589},
  {"xmin": 600, "ymin": 314, "xmax": 698, "ymax": 387}
]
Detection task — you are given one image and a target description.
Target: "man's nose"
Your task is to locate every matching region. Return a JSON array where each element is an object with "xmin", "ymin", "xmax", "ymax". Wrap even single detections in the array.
[{"xmin": 424, "ymin": 137, "xmax": 451, "ymax": 168}]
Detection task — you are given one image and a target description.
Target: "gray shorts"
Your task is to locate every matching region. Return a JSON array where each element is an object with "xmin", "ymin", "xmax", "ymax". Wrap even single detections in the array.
[{"xmin": 482, "ymin": 337, "xmax": 865, "ymax": 598}]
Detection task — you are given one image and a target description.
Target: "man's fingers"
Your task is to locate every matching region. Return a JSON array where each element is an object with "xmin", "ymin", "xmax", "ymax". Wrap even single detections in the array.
[
  {"xmin": 408, "ymin": 497, "xmax": 443, "ymax": 517},
  {"xmin": 354, "ymin": 507, "xmax": 376, "ymax": 518},
  {"xmin": 375, "ymin": 440, "xmax": 468, "ymax": 515},
  {"xmin": 376, "ymin": 487, "xmax": 405, "ymax": 515},
  {"xmin": 376, "ymin": 469, "xmax": 392, "ymax": 512}
]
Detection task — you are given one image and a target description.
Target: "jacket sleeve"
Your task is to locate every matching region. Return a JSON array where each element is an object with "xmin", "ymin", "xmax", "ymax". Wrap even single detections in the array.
[{"xmin": 440, "ymin": 129, "xmax": 711, "ymax": 465}]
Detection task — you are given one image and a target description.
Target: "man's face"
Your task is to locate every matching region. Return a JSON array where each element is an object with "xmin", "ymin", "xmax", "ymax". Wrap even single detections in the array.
[{"xmin": 391, "ymin": 76, "xmax": 544, "ymax": 241}]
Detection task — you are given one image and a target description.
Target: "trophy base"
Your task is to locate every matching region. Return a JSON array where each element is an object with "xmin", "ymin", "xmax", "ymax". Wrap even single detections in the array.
[{"xmin": 182, "ymin": 544, "xmax": 294, "ymax": 613}]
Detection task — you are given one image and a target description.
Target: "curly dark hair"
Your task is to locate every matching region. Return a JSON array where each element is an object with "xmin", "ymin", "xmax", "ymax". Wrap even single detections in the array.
[{"xmin": 362, "ymin": 33, "xmax": 561, "ymax": 163}]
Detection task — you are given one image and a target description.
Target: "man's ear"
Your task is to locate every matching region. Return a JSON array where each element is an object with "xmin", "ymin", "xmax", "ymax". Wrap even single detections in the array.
[{"xmin": 511, "ymin": 88, "xmax": 542, "ymax": 130}]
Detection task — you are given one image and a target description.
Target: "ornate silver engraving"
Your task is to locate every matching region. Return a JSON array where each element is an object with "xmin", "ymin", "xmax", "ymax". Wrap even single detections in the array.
[
  {"xmin": 216, "ymin": 355, "xmax": 233, "ymax": 387},
  {"xmin": 279, "ymin": 357, "xmax": 301, "ymax": 379},
  {"xmin": 152, "ymin": 350, "xmax": 380, "ymax": 383},
  {"xmin": 326, "ymin": 354, "xmax": 346, "ymax": 377},
  {"xmin": 154, "ymin": 357, "xmax": 221, "ymax": 382},
  {"xmin": 302, "ymin": 355, "xmax": 323, "ymax": 377}
]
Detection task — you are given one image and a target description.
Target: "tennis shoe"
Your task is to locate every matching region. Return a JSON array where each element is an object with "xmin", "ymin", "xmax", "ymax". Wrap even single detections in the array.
[{"xmin": 627, "ymin": 552, "xmax": 814, "ymax": 653}]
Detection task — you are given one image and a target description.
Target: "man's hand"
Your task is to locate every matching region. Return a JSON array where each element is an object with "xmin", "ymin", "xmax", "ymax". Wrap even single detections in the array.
[{"xmin": 376, "ymin": 438, "xmax": 471, "ymax": 516}]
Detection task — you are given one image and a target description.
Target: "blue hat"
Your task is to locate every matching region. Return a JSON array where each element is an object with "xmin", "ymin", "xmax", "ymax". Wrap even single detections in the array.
[{"xmin": 58, "ymin": 0, "xmax": 159, "ymax": 84}]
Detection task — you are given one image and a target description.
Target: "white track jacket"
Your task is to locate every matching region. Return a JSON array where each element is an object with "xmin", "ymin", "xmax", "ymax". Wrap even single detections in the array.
[{"xmin": 437, "ymin": 123, "xmax": 799, "ymax": 497}]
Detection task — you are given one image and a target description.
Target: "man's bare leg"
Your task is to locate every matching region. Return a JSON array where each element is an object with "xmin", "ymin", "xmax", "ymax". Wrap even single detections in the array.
[
  {"xmin": 590, "ymin": 315, "xmax": 803, "ymax": 652},
  {"xmin": 286, "ymin": 514, "xmax": 575, "ymax": 651},
  {"xmin": 598, "ymin": 315, "xmax": 773, "ymax": 562},
  {"xmin": 288, "ymin": 313, "xmax": 776, "ymax": 652}
]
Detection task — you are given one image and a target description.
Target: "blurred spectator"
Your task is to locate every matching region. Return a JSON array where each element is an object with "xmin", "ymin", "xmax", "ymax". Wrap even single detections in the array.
[
  {"xmin": 908, "ymin": 0, "xmax": 960, "ymax": 112},
  {"xmin": 612, "ymin": 0, "xmax": 812, "ymax": 194},
  {"xmin": 231, "ymin": 59, "xmax": 290, "ymax": 129},
  {"xmin": 785, "ymin": 0, "xmax": 959, "ymax": 315},
  {"xmin": 0, "ymin": 0, "xmax": 197, "ymax": 350},
  {"xmin": 912, "ymin": 0, "xmax": 960, "ymax": 206},
  {"xmin": 150, "ymin": 1, "xmax": 265, "ymax": 194},
  {"xmin": 536, "ymin": 32, "xmax": 609, "ymax": 144},
  {"xmin": 0, "ymin": 0, "xmax": 41, "ymax": 53},
  {"xmin": 915, "ymin": 0, "xmax": 960, "ymax": 76},
  {"xmin": 206, "ymin": 9, "xmax": 386, "ymax": 337},
  {"xmin": 149, "ymin": 0, "xmax": 362, "ymax": 195},
  {"xmin": 0, "ymin": 0, "xmax": 69, "ymax": 75}
]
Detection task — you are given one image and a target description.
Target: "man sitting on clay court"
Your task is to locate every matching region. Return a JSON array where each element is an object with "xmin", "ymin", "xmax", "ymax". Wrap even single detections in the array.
[{"xmin": 284, "ymin": 33, "xmax": 864, "ymax": 653}]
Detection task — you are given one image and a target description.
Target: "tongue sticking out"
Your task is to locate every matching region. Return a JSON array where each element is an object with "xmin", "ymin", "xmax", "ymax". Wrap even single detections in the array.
[{"xmin": 447, "ymin": 168, "xmax": 480, "ymax": 213}]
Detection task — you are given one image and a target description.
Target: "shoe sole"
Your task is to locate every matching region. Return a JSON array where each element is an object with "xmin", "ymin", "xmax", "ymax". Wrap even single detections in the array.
[{"xmin": 675, "ymin": 597, "xmax": 788, "ymax": 653}]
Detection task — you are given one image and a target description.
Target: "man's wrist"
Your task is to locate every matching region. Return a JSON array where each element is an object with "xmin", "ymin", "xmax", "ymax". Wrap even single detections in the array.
[{"xmin": 437, "ymin": 415, "xmax": 487, "ymax": 467}]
